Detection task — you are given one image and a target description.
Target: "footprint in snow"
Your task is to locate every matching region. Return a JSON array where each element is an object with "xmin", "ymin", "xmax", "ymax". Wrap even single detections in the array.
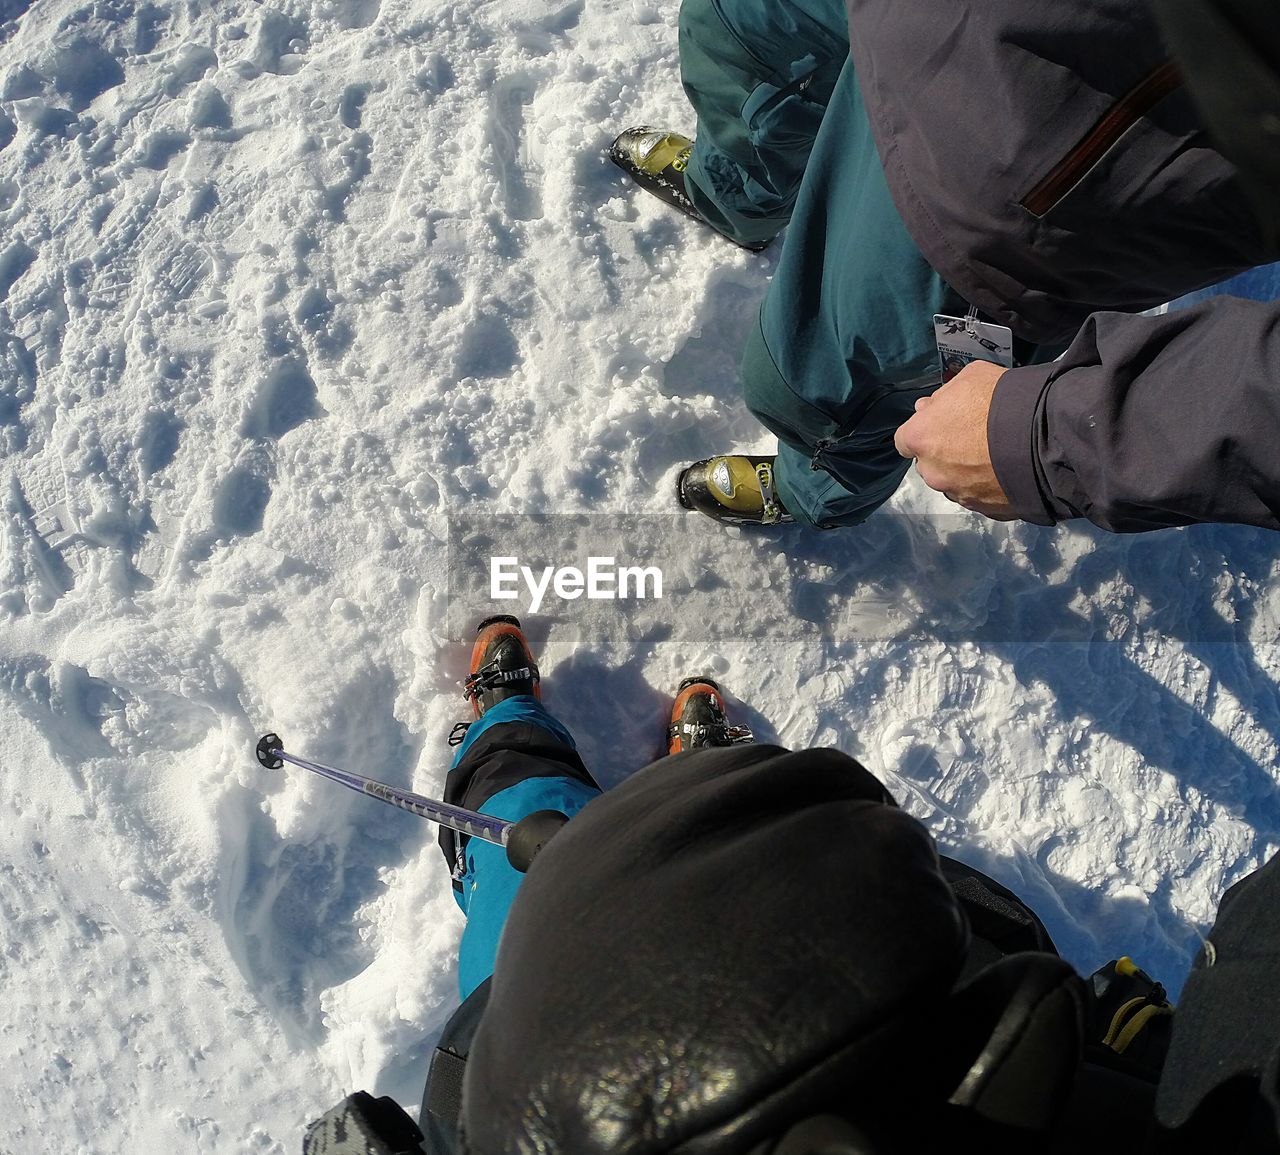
[
  {"xmin": 212, "ymin": 464, "xmax": 271, "ymax": 538},
  {"xmin": 240, "ymin": 358, "xmax": 321, "ymax": 440},
  {"xmin": 294, "ymin": 286, "xmax": 352, "ymax": 356},
  {"xmin": 455, "ymin": 312, "xmax": 520, "ymax": 379},
  {"xmin": 136, "ymin": 410, "xmax": 183, "ymax": 477},
  {"xmin": 485, "ymin": 72, "xmax": 542, "ymax": 223},
  {"xmin": 189, "ymin": 85, "xmax": 231, "ymax": 132},
  {"xmin": 46, "ymin": 38, "xmax": 125, "ymax": 111},
  {"xmin": 1, "ymin": 480, "xmax": 74, "ymax": 615},
  {"xmin": 339, "ymin": 84, "xmax": 367, "ymax": 130},
  {"xmin": 162, "ymin": 44, "xmax": 217, "ymax": 98},
  {"xmin": 510, "ymin": 0, "xmax": 585, "ymax": 54},
  {"xmin": 334, "ymin": 0, "xmax": 381, "ymax": 30},
  {"xmin": 249, "ymin": 10, "xmax": 309, "ymax": 77},
  {"xmin": 0, "ymin": 240, "xmax": 36, "ymax": 301},
  {"xmin": 136, "ymin": 129, "xmax": 192, "ymax": 171},
  {"xmin": 0, "ymin": 331, "xmax": 36, "ymax": 453}
]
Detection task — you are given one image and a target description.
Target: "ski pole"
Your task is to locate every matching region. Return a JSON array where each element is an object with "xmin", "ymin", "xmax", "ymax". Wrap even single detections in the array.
[{"xmin": 254, "ymin": 733, "xmax": 568, "ymax": 872}]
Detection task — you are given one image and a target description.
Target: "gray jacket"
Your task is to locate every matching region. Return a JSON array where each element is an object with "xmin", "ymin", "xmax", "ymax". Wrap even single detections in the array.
[
  {"xmin": 991, "ymin": 298, "xmax": 1280, "ymax": 532},
  {"xmin": 847, "ymin": 0, "xmax": 1280, "ymax": 531}
]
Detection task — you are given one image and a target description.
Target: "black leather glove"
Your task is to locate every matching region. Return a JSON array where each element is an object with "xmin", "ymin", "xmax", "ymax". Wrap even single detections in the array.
[{"xmin": 462, "ymin": 744, "xmax": 969, "ymax": 1154}]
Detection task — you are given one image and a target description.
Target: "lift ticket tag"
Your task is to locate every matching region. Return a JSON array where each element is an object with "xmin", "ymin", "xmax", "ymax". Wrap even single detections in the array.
[{"xmin": 934, "ymin": 310, "xmax": 1014, "ymax": 382}]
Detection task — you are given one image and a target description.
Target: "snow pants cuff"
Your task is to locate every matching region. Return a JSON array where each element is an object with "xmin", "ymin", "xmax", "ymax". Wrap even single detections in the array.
[
  {"xmin": 677, "ymin": 0, "xmax": 850, "ymax": 247},
  {"xmin": 440, "ymin": 697, "xmax": 602, "ymax": 999},
  {"xmin": 438, "ymin": 697, "xmax": 598, "ymax": 878},
  {"xmin": 741, "ymin": 314, "xmax": 915, "ymax": 529},
  {"xmin": 454, "ymin": 775, "xmax": 601, "ymax": 999}
]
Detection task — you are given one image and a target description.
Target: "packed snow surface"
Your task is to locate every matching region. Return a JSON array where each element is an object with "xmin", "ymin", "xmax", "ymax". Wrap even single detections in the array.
[{"xmin": 2, "ymin": 1, "xmax": 1279, "ymax": 1150}]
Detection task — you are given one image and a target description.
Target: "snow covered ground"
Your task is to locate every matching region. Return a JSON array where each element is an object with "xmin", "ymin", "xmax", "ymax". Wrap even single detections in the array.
[{"xmin": 1, "ymin": 1, "xmax": 1278, "ymax": 1150}]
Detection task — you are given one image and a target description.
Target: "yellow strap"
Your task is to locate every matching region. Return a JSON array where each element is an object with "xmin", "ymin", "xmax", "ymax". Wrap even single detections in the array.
[
  {"xmin": 1111, "ymin": 1003, "xmax": 1174, "ymax": 1054},
  {"xmin": 1102, "ymin": 996, "xmax": 1148, "ymax": 1048}
]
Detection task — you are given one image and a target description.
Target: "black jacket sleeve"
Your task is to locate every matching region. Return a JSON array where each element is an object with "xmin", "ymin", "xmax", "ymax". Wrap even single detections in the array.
[{"xmin": 988, "ymin": 297, "xmax": 1280, "ymax": 532}]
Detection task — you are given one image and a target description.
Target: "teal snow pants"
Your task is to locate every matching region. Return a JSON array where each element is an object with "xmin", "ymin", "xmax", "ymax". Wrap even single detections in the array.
[
  {"xmin": 678, "ymin": 0, "xmax": 971, "ymax": 527},
  {"xmin": 443, "ymin": 696, "xmax": 601, "ymax": 999}
]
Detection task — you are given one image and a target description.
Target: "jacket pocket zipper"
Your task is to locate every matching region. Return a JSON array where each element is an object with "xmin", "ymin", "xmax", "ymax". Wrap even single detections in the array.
[{"xmin": 1020, "ymin": 59, "xmax": 1183, "ymax": 218}]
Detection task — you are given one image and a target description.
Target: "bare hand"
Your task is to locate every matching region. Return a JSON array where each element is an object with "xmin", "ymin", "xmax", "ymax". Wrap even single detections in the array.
[{"xmin": 893, "ymin": 360, "xmax": 1016, "ymax": 520}]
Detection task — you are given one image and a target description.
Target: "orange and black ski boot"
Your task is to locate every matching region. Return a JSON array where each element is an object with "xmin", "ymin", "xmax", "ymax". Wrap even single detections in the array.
[
  {"xmin": 463, "ymin": 615, "xmax": 541, "ymax": 719},
  {"xmin": 667, "ymin": 677, "xmax": 754, "ymax": 755}
]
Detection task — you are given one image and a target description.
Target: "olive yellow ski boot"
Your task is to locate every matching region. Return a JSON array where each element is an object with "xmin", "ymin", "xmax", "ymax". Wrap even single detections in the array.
[
  {"xmin": 676, "ymin": 455, "xmax": 793, "ymax": 526},
  {"xmin": 608, "ymin": 127, "xmax": 770, "ymax": 252}
]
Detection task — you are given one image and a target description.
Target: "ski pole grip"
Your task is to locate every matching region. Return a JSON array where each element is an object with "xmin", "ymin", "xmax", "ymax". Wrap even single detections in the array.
[{"xmin": 506, "ymin": 810, "xmax": 570, "ymax": 873}]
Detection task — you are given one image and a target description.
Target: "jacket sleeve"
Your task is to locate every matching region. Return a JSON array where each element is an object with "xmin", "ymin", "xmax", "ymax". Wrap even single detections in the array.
[{"xmin": 987, "ymin": 297, "xmax": 1280, "ymax": 532}]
